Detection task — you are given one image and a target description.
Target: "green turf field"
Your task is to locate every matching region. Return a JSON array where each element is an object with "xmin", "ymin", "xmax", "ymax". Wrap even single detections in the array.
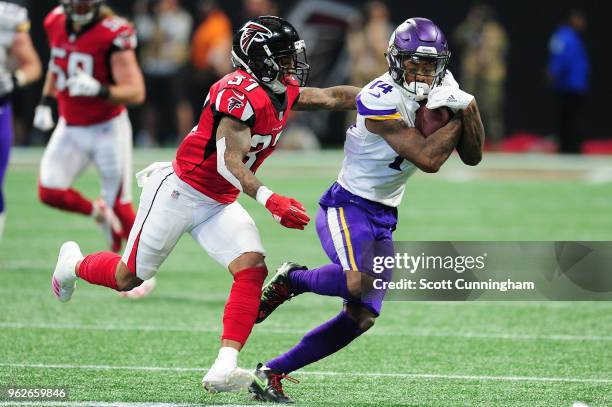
[{"xmin": 1, "ymin": 149, "xmax": 611, "ymax": 406}]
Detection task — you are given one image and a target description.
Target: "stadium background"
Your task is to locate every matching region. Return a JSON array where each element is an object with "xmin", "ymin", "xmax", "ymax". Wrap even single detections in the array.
[
  {"xmin": 1, "ymin": 1, "xmax": 611, "ymax": 406},
  {"xmin": 12, "ymin": 0, "xmax": 609, "ymax": 146}
]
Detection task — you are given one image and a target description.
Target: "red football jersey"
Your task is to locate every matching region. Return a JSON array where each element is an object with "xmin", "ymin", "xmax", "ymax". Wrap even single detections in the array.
[
  {"xmin": 44, "ymin": 7, "xmax": 137, "ymax": 126},
  {"xmin": 173, "ymin": 69, "xmax": 301, "ymax": 204}
]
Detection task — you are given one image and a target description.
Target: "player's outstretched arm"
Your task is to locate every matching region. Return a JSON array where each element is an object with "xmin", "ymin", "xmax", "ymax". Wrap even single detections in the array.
[
  {"xmin": 216, "ymin": 116, "xmax": 310, "ymax": 230},
  {"xmin": 455, "ymin": 99, "xmax": 484, "ymax": 166},
  {"xmin": 293, "ymin": 86, "xmax": 360, "ymax": 111},
  {"xmin": 108, "ymin": 49, "xmax": 145, "ymax": 106},
  {"xmin": 367, "ymin": 117, "xmax": 462, "ymax": 173}
]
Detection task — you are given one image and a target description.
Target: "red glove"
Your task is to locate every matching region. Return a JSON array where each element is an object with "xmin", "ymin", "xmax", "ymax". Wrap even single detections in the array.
[{"xmin": 264, "ymin": 193, "xmax": 310, "ymax": 230}]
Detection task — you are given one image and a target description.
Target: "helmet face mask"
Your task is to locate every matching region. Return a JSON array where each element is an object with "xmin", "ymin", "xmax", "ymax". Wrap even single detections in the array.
[
  {"xmin": 271, "ymin": 40, "xmax": 309, "ymax": 87},
  {"xmin": 232, "ymin": 17, "xmax": 310, "ymax": 93},
  {"xmin": 61, "ymin": 0, "xmax": 103, "ymax": 25},
  {"xmin": 386, "ymin": 18, "xmax": 450, "ymax": 100}
]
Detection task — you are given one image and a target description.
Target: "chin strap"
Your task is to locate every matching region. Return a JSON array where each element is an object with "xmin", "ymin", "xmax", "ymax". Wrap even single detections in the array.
[
  {"xmin": 403, "ymin": 81, "xmax": 431, "ymax": 102},
  {"xmin": 231, "ymin": 50, "xmax": 285, "ymax": 94},
  {"xmin": 405, "ymin": 82, "xmax": 431, "ymax": 102},
  {"xmin": 264, "ymin": 80, "xmax": 287, "ymax": 94}
]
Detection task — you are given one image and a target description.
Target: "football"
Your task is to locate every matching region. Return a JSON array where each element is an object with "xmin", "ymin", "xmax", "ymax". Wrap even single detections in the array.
[{"xmin": 415, "ymin": 105, "xmax": 454, "ymax": 137}]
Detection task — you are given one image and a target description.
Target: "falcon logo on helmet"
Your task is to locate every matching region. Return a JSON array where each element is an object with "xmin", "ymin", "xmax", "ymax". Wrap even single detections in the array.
[
  {"xmin": 231, "ymin": 16, "xmax": 310, "ymax": 93},
  {"xmin": 239, "ymin": 22, "xmax": 273, "ymax": 54}
]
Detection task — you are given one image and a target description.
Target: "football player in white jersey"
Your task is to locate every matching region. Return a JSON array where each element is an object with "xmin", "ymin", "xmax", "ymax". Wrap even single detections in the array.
[
  {"xmin": 249, "ymin": 18, "xmax": 485, "ymax": 403},
  {"xmin": 0, "ymin": 0, "xmax": 42, "ymax": 240}
]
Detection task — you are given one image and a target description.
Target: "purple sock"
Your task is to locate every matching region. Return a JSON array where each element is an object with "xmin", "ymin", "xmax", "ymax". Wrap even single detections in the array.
[
  {"xmin": 289, "ymin": 263, "xmax": 350, "ymax": 298},
  {"xmin": 266, "ymin": 311, "xmax": 364, "ymax": 374}
]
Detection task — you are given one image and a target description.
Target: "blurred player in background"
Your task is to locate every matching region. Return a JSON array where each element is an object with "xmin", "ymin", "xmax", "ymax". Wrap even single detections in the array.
[
  {"xmin": 454, "ymin": 3, "xmax": 507, "ymax": 149},
  {"xmin": 34, "ymin": 0, "xmax": 145, "ymax": 256},
  {"xmin": 51, "ymin": 16, "xmax": 360, "ymax": 393},
  {"xmin": 547, "ymin": 10, "xmax": 590, "ymax": 154},
  {"xmin": 0, "ymin": 0, "xmax": 42, "ymax": 240},
  {"xmin": 251, "ymin": 18, "xmax": 485, "ymax": 403}
]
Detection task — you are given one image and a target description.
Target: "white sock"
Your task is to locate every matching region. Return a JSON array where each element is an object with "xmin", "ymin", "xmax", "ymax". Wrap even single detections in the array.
[{"xmin": 212, "ymin": 347, "xmax": 239, "ymax": 372}]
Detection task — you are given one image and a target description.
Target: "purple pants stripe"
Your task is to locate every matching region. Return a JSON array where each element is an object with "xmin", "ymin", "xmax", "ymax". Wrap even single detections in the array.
[{"xmin": 337, "ymin": 207, "xmax": 359, "ymax": 270}]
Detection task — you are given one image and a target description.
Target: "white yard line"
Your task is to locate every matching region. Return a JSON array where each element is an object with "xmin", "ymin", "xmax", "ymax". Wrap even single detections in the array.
[
  {"xmin": 0, "ymin": 362, "xmax": 610, "ymax": 385},
  {"xmin": 1, "ymin": 321, "xmax": 610, "ymax": 342}
]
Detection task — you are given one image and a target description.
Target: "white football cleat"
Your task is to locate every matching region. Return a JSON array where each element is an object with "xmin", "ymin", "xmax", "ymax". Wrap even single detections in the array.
[
  {"xmin": 51, "ymin": 241, "xmax": 83, "ymax": 302},
  {"xmin": 118, "ymin": 277, "xmax": 157, "ymax": 299},
  {"xmin": 202, "ymin": 367, "xmax": 254, "ymax": 393}
]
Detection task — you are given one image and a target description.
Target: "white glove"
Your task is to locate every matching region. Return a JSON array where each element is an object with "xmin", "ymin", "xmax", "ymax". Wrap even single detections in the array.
[
  {"xmin": 0, "ymin": 70, "xmax": 15, "ymax": 98},
  {"xmin": 66, "ymin": 68, "xmax": 102, "ymax": 97},
  {"xmin": 33, "ymin": 105, "xmax": 55, "ymax": 131},
  {"xmin": 426, "ymin": 86, "xmax": 474, "ymax": 113}
]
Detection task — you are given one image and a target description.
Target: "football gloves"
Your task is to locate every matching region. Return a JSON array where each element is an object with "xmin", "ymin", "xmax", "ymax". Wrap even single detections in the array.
[
  {"xmin": 426, "ymin": 86, "xmax": 474, "ymax": 113},
  {"xmin": 66, "ymin": 68, "xmax": 109, "ymax": 98},
  {"xmin": 33, "ymin": 103, "xmax": 55, "ymax": 132},
  {"xmin": 257, "ymin": 187, "xmax": 310, "ymax": 230},
  {"xmin": 266, "ymin": 193, "xmax": 310, "ymax": 230}
]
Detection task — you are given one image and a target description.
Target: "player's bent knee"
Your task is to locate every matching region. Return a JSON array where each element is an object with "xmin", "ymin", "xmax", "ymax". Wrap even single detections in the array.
[
  {"xmin": 38, "ymin": 184, "xmax": 60, "ymax": 206},
  {"xmin": 358, "ymin": 316, "xmax": 376, "ymax": 331},
  {"xmin": 346, "ymin": 270, "xmax": 376, "ymax": 300},
  {"xmin": 116, "ymin": 273, "xmax": 142, "ymax": 291},
  {"xmin": 115, "ymin": 261, "xmax": 143, "ymax": 291},
  {"xmin": 228, "ymin": 251, "xmax": 266, "ymax": 275},
  {"xmin": 345, "ymin": 303, "xmax": 377, "ymax": 331}
]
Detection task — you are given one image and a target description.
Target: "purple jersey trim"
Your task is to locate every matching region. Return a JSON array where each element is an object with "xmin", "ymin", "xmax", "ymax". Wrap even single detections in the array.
[{"xmin": 356, "ymin": 94, "xmax": 397, "ymax": 117}]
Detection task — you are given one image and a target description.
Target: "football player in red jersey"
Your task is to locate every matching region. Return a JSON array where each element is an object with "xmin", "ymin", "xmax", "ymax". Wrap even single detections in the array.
[
  {"xmin": 34, "ymin": 0, "xmax": 145, "ymax": 256},
  {"xmin": 51, "ymin": 16, "xmax": 360, "ymax": 392}
]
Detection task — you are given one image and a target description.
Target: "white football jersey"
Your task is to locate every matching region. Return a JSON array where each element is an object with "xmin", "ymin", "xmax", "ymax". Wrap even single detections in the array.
[
  {"xmin": 337, "ymin": 71, "xmax": 459, "ymax": 207},
  {"xmin": 0, "ymin": 1, "xmax": 29, "ymax": 69}
]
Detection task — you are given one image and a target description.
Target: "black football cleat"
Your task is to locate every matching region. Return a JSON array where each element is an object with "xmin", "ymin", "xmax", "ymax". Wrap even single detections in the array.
[
  {"xmin": 256, "ymin": 262, "xmax": 307, "ymax": 323},
  {"xmin": 249, "ymin": 363, "xmax": 298, "ymax": 404}
]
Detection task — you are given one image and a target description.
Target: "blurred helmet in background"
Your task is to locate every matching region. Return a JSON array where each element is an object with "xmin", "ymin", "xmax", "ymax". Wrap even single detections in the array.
[{"xmin": 61, "ymin": 0, "xmax": 104, "ymax": 25}]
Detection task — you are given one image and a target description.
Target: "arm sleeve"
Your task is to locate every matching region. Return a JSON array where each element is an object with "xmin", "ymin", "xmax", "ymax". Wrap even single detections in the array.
[
  {"xmin": 356, "ymin": 89, "xmax": 401, "ymax": 121},
  {"xmin": 43, "ymin": 8, "xmax": 62, "ymax": 38},
  {"xmin": 441, "ymin": 70, "xmax": 460, "ymax": 88},
  {"xmin": 216, "ymin": 137, "xmax": 243, "ymax": 191},
  {"xmin": 12, "ymin": 4, "xmax": 29, "ymax": 32},
  {"xmin": 214, "ymin": 88, "xmax": 255, "ymax": 125},
  {"xmin": 111, "ymin": 23, "xmax": 138, "ymax": 53}
]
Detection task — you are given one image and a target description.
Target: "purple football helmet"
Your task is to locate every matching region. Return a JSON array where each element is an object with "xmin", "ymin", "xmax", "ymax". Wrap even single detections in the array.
[{"xmin": 386, "ymin": 18, "xmax": 450, "ymax": 99}]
